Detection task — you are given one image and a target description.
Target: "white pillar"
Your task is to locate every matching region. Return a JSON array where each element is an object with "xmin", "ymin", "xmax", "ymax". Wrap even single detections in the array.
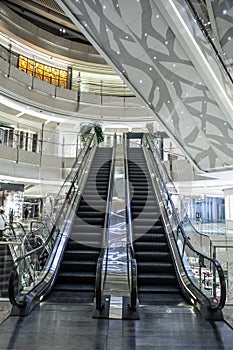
[{"xmin": 224, "ymin": 188, "xmax": 233, "ymax": 231}]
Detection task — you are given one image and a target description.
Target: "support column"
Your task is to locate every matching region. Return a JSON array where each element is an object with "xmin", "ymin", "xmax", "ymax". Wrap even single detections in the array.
[{"xmin": 223, "ymin": 188, "xmax": 233, "ymax": 232}]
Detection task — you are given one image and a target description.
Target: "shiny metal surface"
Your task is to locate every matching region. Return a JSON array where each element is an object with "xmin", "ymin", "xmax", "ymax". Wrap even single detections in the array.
[{"xmin": 104, "ymin": 144, "xmax": 130, "ymax": 318}]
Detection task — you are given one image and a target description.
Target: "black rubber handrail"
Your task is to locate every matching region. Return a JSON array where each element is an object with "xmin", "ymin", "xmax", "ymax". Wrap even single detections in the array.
[
  {"xmin": 95, "ymin": 134, "xmax": 117, "ymax": 310},
  {"xmin": 150, "ymin": 135, "xmax": 213, "ymax": 258},
  {"xmin": 123, "ymin": 133, "xmax": 138, "ymax": 311},
  {"xmin": 8, "ymin": 221, "xmax": 56, "ymax": 307},
  {"xmin": 185, "ymin": 0, "xmax": 233, "ymax": 85},
  {"xmin": 4, "ymin": 222, "xmax": 24, "ymax": 240},
  {"xmin": 8, "ymin": 134, "xmax": 96, "ymax": 308},
  {"xmin": 144, "ymin": 134, "xmax": 226, "ymax": 311}
]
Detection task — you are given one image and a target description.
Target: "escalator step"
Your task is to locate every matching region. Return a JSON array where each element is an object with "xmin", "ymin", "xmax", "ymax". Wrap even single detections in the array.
[
  {"xmin": 54, "ymin": 283, "xmax": 95, "ymax": 292},
  {"xmin": 137, "ymin": 262, "xmax": 174, "ymax": 273},
  {"xmin": 60, "ymin": 260, "xmax": 97, "ymax": 272},
  {"xmin": 76, "ymin": 211, "xmax": 105, "ymax": 219},
  {"xmin": 74, "ymin": 217, "xmax": 105, "ymax": 225},
  {"xmin": 57, "ymin": 271, "xmax": 96, "ymax": 284},
  {"xmin": 133, "ymin": 226, "xmax": 164, "ymax": 234},
  {"xmin": 66, "ymin": 241, "xmax": 101, "ymax": 251},
  {"xmin": 138, "ymin": 285, "xmax": 180, "ymax": 293},
  {"xmin": 134, "ymin": 241, "xmax": 169, "ymax": 251},
  {"xmin": 133, "ymin": 219, "xmax": 162, "ymax": 227},
  {"xmin": 135, "ymin": 251, "xmax": 172, "ymax": 262},
  {"xmin": 64, "ymin": 247, "xmax": 100, "ymax": 257},
  {"xmin": 138, "ymin": 273, "xmax": 179, "ymax": 286},
  {"xmin": 134, "ymin": 233, "xmax": 166, "ymax": 242}
]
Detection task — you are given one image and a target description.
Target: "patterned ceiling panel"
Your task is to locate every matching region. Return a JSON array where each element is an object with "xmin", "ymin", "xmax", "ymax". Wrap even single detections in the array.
[{"xmin": 56, "ymin": 0, "xmax": 233, "ymax": 172}]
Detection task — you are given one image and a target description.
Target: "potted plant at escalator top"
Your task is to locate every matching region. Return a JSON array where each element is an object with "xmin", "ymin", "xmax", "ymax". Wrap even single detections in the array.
[{"xmin": 80, "ymin": 122, "xmax": 104, "ymax": 145}]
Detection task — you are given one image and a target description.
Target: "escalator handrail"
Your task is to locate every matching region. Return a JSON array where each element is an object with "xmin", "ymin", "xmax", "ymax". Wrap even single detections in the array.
[
  {"xmin": 123, "ymin": 133, "xmax": 138, "ymax": 310},
  {"xmin": 48, "ymin": 131, "xmax": 96, "ymax": 224},
  {"xmin": 95, "ymin": 134, "xmax": 117, "ymax": 310},
  {"xmin": 8, "ymin": 222, "xmax": 55, "ymax": 306},
  {"xmin": 149, "ymin": 135, "xmax": 213, "ymax": 255},
  {"xmin": 144, "ymin": 134, "xmax": 226, "ymax": 311},
  {"xmin": 185, "ymin": 0, "xmax": 233, "ymax": 85},
  {"xmin": 4, "ymin": 222, "xmax": 24, "ymax": 241},
  {"xmin": 8, "ymin": 134, "xmax": 96, "ymax": 308}
]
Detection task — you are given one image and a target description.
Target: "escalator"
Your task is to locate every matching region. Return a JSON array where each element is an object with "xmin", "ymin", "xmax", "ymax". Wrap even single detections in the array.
[
  {"xmin": 49, "ymin": 147, "xmax": 112, "ymax": 302},
  {"xmin": 127, "ymin": 148, "xmax": 183, "ymax": 304}
]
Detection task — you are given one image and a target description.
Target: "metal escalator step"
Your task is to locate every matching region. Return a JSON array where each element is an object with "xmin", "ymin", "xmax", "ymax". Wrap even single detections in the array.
[
  {"xmin": 132, "ymin": 219, "xmax": 162, "ymax": 227},
  {"xmin": 138, "ymin": 273, "xmax": 179, "ymax": 286},
  {"xmin": 131, "ymin": 212, "xmax": 161, "ymax": 219},
  {"xmin": 74, "ymin": 217, "xmax": 105, "ymax": 225},
  {"xmin": 131, "ymin": 207, "xmax": 160, "ymax": 214},
  {"xmin": 133, "ymin": 226, "xmax": 164, "ymax": 235},
  {"xmin": 134, "ymin": 233, "xmax": 166, "ymax": 242},
  {"xmin": 130, "ymin": 199, "xmax": 158, "ymax": 205},
  {"xmin": 82, "ymin": 187, "xmax": 108, "ymax": 193},
  {"xmin": 66, "ymin": 240, "xmax": 101, "ymax": 249},
  {"xmin": 60, "ymin": 260, "xmax": 97, "ymax": 272},
  {"xmin": 76, "ymin": 211, "xmax": 105, "ymax": 219},
  {"xmin": 64, "ymin": 250, "xmax": 100, "ymax": 260},
  {"xmin": 71, "ymin": 225, "xmax": 103, "ymax": 233},
  {"xmin": 135, "ymin": 251, "xmax": 172, "ymax": 262},
  {"xmin": 77, "ymin": 207, "xmax": 106, "ymax": 214},
  {"xmin": 137, "ymin": 262, "xmax": 174, "ymax": 273},
  {"xmin": 69, "ymin": 231, "xmax": 103, "ymax": 240},
  {"xmin": 138, "ymin": 285, "xmax": 180, "ymax": 293},
  {"xmin": 132, "ymin": 191, "xmax": 158, "ymax": 200},
  {"xmin": 54, "ymin": 283, "xmax": 95, "ymax": 292},
  {"xmin": 134, "ymin": 241, "xmax": 169, "ymax": 251},
  {"xmin": 84, "ymin": 190, "xmax": 108, "ymax": 195},
  {"xmin": 57, "ymin": 271, "xmax": 96, "ymax": 284},
  {"xmin": 68, "ymin": 240, "xmax": 102, "ymax": 249}
]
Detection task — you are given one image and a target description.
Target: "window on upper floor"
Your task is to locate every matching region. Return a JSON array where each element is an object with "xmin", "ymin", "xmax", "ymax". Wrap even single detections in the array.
[{"xmin": 18, "ymin": 55, "xmax": 68, "ymax": 88}]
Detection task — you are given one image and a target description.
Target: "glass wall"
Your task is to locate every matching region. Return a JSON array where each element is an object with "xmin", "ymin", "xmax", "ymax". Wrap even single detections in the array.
[{"xmin": 184, "ymin": 196, "xmax": 225, "ymax": 224}]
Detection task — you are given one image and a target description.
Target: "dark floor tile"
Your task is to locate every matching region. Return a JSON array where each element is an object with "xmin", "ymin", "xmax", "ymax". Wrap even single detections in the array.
[
  {"xmin": 0, "ymin": 331, "xmax": 107, "ymax": 350},
  {"xmin": 0, "ymin": 301, "xmax": 232, "ymax": 350}
]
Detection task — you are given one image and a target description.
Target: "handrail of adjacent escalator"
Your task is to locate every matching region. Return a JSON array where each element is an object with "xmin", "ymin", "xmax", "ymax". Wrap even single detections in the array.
[
  {"xmin": 185, "ymin": 0, "xmax": 233, "ymax": 85},
  {"xmin": 123, "ymin": 133, "xmax": 138, "ymax": 311},
  {"xmin": 95, "ymin": 134, "xmax": 117, "ymax": 310},
  {"xmin": 8, "ymin": 134, "xmax": 96, "ymax": 308},
  {"xmin": 143, "ymin": 134, "xmax": 226, "ymax": 312},
  {"xmin": 147, "ymin": 136, "xmax": 213, "ymax": 257}
]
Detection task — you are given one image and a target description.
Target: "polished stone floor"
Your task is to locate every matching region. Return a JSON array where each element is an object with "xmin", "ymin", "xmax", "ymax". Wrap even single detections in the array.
[{"xmin": 0, "ymin": 299, "xmax": 233, "ymax": 350}]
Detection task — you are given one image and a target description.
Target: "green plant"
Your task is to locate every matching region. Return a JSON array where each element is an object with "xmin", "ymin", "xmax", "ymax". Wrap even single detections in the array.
[
  {"xmin": 80, "ymin": 122, "xmax": 104, "ymax": 144},
  {"xmin": 94, "ymin": 124, "xmax": 104, "ymax": 144}
]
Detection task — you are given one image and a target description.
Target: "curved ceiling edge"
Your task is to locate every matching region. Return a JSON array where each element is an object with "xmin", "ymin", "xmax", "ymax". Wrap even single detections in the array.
[{"xmin": 0, "ymin": 2, "xmax": 106, "ymax": 66}]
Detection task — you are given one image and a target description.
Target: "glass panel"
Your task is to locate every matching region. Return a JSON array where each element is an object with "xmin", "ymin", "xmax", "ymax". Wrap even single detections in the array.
[
  {"xmin": 9, "ymin": 134, "xmax": 97, "ymax": 304},
  {"xmin": 143, "ymin": 134, "xmax": 225, "ymax": 309}
]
